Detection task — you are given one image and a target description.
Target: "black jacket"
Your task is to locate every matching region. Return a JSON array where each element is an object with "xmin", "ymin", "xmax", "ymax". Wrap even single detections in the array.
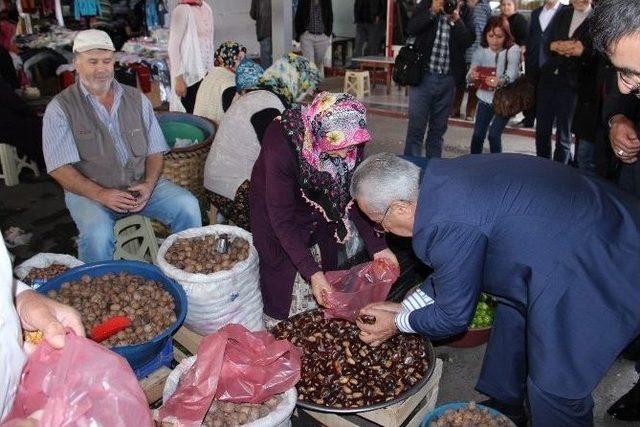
[
  {"xmin": 507, "ymin": 13, "xmax": 529, "ymax": 47},
  {"xmin": 602, "ymin": 74, "xmax": 640, "ymax": 195},
  {"xmin": 354, "ymin": 0, "xmax": 386, "ymax": 24},
  {"xmin": 525, "ymin": 4, "xmax": 566, "ymax": 77},
  {"xmin": 539, "ymin": 6, "xmax": 595, "ymax": 90},
  {"xmin": 250, "ymin": 0, "xmax": 272, "ymax": 41},
  {"xmin": 407, "ymin": 0, "xmax": 475, "ymax": 86},
  {"xmin": 294, "ymin": 0, "xmax": 333, "ymax": 41}
]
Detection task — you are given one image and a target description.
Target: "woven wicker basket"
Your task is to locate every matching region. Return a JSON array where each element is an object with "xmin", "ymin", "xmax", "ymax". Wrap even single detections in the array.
[{"xmin": 153, "ymin": 112, "xmax": 217, "ymax": 236}]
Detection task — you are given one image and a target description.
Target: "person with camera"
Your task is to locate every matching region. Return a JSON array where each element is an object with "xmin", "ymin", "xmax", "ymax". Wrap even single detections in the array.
[{"xmin": 403, "ymin": 0, "xmax": 475, "ymax": 158}]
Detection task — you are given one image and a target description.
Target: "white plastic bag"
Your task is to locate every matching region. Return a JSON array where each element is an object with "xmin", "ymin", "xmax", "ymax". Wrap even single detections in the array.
[
  {"xmin": 156, "ymin": 225, "xmax": 264, "ymax": 335},
  {"xmin": 162, "ymin": 356, "xmax": 296, "ymax": 427},
  {"xmin": 14, "ymin": 253, "xmax": 84, "ymax": 288}
]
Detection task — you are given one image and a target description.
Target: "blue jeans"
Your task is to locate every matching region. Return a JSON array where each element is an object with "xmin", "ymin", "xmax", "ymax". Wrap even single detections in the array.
[
  {"xmin": 470, "ymin": 101, "xmax": 509, "ymax": 154},
  {"xmin": 535, "ymin": 84, "xmax": 578, "ymax": 164},
  {"xmin": 404, "ymin": 72, "xmax": 455, "ymax": 158},
  {"xmin": 259, "ymin": 37, "xmax": 273, "ymax": 68},
  {"xmin": 65, "ymin": 179, "xmax": 202, "ymax": 262},
  {"xmin": 576, "ymin": 138, "xmax": 595, "ymax": 173}
]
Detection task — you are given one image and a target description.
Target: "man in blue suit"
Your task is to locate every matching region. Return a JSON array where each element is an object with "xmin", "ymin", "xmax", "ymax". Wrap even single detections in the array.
[
  {"xmin": 518, "ymin": 0, "xmax": 564, "ymax": 128},
  {"xmin": 350, "ymin": 153, "xmax": 640, "ymax": 426}
]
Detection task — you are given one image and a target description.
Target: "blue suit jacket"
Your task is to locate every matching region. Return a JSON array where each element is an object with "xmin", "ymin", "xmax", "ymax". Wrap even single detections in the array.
[{"xmin": 410, "ymin": 154, "xmax": 640, "ymax": 398}]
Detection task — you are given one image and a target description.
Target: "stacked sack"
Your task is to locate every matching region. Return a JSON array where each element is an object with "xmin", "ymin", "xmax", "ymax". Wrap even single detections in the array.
[
  {"xmin": 14, "ymin": 253, "xmax": 84, "ymax": 288},
  {"xmin": 156, "ymin": 225, "xmax": 263, "ymax": 335}
]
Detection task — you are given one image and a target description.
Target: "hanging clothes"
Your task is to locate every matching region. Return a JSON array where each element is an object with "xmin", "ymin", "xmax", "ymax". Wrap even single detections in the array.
[
  {"xmin": 145, "ymin": 0, "xmax": 159, "ymax": 29},
  {"xmin": 74, "ymin": 0, "xmax": 102, "ymax": 20},
  {"xmin": 157, "ymin": 0, "xmax": 167, "ymax": 27}
]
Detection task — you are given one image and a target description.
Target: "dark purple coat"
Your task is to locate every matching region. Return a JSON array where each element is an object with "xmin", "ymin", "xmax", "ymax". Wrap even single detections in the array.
[{"xmin": 249, "ymin": 120, "xmax": 387, "ymax": 319}]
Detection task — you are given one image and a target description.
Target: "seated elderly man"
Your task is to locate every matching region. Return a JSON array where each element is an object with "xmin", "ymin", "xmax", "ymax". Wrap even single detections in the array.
[
  {"xmin": 43, "ymin": 30, "xmax": 201, "ymax": 262},
  {"xmin": 350, "ymin": 153, "xmax": 640, "ymax": 427}
]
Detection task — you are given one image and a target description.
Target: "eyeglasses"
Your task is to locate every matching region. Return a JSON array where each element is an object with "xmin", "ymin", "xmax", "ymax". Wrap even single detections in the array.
[
  {"xmin": 373, "ymin": 204, "xmax": 393, "ymax": 235},
  {"xmin": 618, "ymin": 70, "xmax": 640, "ymax": 97}
]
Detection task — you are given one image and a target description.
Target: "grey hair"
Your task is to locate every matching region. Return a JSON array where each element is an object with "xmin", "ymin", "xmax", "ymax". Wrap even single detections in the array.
[{"xmin": 350, "ymin": 153, "xmax": 421, "ymax": 214}]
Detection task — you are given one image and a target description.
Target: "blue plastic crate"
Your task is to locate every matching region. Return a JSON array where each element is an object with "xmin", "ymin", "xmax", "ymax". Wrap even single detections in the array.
[{"xmin": 135, "ymin": 338, "xmax": 174, "ymax": 379}]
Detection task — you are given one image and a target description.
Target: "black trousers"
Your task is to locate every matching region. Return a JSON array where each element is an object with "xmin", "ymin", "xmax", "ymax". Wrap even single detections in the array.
[{"xmin": 180, "ymin": 79, "xmax": 202, "ymax": 114}]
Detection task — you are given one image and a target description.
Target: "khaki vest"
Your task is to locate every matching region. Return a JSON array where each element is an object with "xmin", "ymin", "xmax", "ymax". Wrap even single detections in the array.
[{"xmin": 56, "ymin": 82, "xmax": 149, "ymax": 189}]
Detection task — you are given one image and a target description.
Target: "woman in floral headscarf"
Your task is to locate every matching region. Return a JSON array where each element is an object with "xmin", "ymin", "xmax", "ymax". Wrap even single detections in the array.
[
  {"xmin": 193, "ymin": 41, "xmax": 247, "ymax": 124},
  {"xmin": 250, "ymin": 92, "xmax": 398, "ymax": 324},
  {"xmin": 203, "ymin": 53, "xmax": 319, "ymax": 230},
  {"xmin": 257, "ymin": 52, "xmax": 320, "ymax": 106}
]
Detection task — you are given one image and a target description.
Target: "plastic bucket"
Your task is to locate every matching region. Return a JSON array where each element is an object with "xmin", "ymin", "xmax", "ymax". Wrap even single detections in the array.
[{"xmin": 36, "ymin": 260, "xmax": 188, "ymax": 370}]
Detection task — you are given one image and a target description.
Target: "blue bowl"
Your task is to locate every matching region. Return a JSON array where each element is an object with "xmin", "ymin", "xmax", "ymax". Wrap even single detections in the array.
[
  {"xmin": 422, "ymin": 402, "xmax": 514, "ymax": 426},
  {"xmin": 37, "ymin": 261, "xmax": 188, "ymax": 371}
]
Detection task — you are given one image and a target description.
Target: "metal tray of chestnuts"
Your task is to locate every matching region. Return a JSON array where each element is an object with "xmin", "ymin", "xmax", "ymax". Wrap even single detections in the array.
[{"xmin": 271, "ymin": 309, "xmax": 436, "ymax": 414}]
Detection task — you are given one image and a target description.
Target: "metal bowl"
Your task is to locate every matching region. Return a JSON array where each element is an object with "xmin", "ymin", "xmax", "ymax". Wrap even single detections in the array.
[{"xmin": 275, "ymin": 310, "xmax": 437, "ymax": 414}]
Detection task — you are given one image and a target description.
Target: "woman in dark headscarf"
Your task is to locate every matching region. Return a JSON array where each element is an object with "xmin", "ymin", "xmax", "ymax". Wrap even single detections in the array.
[
  {"xmin": 250, "ymin": 92, "xmax": 398, "ymax": 324},
  {"xmin": 193, "ymin": 41, "xmax": 246, "ymax": 124}
]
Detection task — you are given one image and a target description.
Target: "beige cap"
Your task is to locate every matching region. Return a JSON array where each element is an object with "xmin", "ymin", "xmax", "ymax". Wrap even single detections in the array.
[{"xmin": 73, "ymin": 29, "xmax": 115, "ymax": 53}]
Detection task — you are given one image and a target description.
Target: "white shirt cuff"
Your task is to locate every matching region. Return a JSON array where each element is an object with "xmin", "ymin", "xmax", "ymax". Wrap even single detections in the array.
[
  {"xmin": 395, "ymin": 311, "xmax": 416, "ymax": 333},
  {"xmin": 396, "ymin": 288, "xmax": 435, "ymax": 333}
]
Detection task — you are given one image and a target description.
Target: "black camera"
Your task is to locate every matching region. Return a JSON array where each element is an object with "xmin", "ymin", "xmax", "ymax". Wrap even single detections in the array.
[{"xmin": 443, "ymin": 0, "xmax": 458, "ymax": 15}]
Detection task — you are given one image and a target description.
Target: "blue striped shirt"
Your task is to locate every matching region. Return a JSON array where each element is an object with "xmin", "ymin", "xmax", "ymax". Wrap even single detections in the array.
[
  {"xmin": 465, "ymin": 2, "xmax": 493, "ymax": 64},
  {"xmin": 42, "ymin": 81, "xmax": 168, "ymax": 174},
  {"xmin": 395, "ymin": 288, "xmax": 435, "ymax": 333}
]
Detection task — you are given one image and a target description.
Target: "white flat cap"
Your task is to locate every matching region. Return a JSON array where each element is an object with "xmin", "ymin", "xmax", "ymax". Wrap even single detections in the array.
[{"xmin": 73, "ymin": 29, "xmax": 115, "ymax": 53}]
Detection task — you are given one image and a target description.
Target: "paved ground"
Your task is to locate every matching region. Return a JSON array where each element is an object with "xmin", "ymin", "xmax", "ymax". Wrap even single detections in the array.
[{"xmin": 1, "ymin": 96, "xmax": 637, "ymax": 426}]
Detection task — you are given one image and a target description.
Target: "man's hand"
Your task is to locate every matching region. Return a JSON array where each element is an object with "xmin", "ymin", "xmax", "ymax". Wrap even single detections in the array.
[
  {"xmin": 610, "ymin": 114, "xmax": 640, "ymax": 163},
  {"xmin": 565, "ymin": 40, "xmax": 584, "ymax": 57},
  {"xmin": 310, "ymin": 271, "xmax": 332, "ymax": 306},
  {"xmin": 356, "ymin": 302, "xmax": 402, "ymax": 346},
  {"xmin": 96, "ymin": 188, "xmax": 139, "ymax": 213},
  {"xmin": 447, "ymin": 2, "xmax": 461, "ymax": 22},
  {"xmin": 431, "ymin": 0, "xmax": 444, "ymax": 14},
  {"xmin": 550, "ymin": 40, "xmax": 570, "ymax": 55},
  {"xmin": 373, "ymin": 248, "xmax": 399, "ymax": 269},
  {"xmin": 16, "ymin": 290, "xmax": 85, "ymax": 351},
  {"xmin": 175, "ymin": 75, "xmax": 187, "ymax": 97},
  {"xmin": 128, "ymin": 181, "xmax": 155, "ymax": 212}
]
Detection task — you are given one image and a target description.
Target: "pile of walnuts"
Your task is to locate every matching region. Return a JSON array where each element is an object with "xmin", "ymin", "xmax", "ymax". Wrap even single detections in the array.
[
  {"xmin": 202, "ymin": 396, "xmax": 282, "ymax": 427},
  {"xmin": 47, "ymin": 273, "xmax": 176, "ymax": 347},
  {"xmin": 430, "ymin": 402, "xmax": 513, "ymax": 426},
  {"xmin": 24, "ymin": 264, "xmax": 69, "ymax": 285},
  {"xmin": 272, "ymin": 310, "xmax": 430, "ymax": 409},
  {"xmin": 164, "ymin": 235, "xmax": 250, "ymax": 273}
]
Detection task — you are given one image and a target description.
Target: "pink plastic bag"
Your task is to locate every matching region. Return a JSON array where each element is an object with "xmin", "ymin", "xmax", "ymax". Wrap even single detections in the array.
[
  {"xmin": 324, "ymin": 258, "xmax": 400, "ymax": 322},
  {"xmin": 158, "ymin": 324, "xmax": 301, "ymax": 426},
  {"xmin": 3, "ymin": 332, "xmax": 153, "ymax": 427}
]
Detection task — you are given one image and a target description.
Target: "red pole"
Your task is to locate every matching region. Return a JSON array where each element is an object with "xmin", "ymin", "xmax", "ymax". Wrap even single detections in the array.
[{"xmin": 386, "ymin": 0, "xmax": 395, "ymax": 57}]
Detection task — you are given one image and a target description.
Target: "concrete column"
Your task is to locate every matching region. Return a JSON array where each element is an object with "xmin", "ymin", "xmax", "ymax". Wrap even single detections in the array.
[{"xmin": 272, "ymin": 0, "xmax": 293, "ymax": 60}]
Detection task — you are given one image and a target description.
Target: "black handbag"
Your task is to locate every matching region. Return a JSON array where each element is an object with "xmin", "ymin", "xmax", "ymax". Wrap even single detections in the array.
[{"xmin": 393, "ymin": 40, "xmax": 425, "ymax": 87}]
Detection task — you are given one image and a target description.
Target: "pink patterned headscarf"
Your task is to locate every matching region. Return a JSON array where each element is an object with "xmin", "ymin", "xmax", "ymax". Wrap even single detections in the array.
[
  {"xmin": 280, "ymin": 92, "xmax": 372, "ymax": 243},
  {"xmin": 299, "ymin": 92, "xmax": 371, "ymax": 176}
]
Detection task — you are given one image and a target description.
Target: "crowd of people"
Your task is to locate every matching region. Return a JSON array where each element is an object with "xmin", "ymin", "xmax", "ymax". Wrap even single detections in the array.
[
  {"xmin": 403, "ymin": 0, "xmax": 606, "ymax": 170},
  {"xmin": 2, "ymin": 0, "xmax": 640, "ymax": 425}
]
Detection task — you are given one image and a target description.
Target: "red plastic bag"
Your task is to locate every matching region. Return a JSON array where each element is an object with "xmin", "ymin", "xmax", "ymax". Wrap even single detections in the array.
[
  {"xmin": 158, "ymin": 324, "xmax": 301, "ymax": 426},
  {"xmin": 3, "ymin": 332, "xmax": 153, "ymax": 427},
  {"xmin": 324, "ymin": 258, "xmax": 400, "ymax": 322}
]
